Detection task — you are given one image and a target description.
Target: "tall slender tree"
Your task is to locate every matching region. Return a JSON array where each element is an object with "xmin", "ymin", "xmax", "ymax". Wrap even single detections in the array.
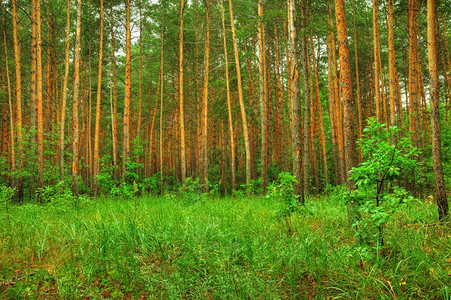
[
  {"xmin": 288, "ymin": 0, "xmax": 303, "ymax": 198},
  {"xmin": 199, "ymin": 0, "xmax": 211, "ymax": 191},
  {"xmin": 219, "ymin": 0, "xmax": 236, "ymax": 191},
  {"xmin": 300, "ymin": 0, "xmax": 310, "ymax": 203},
  {"xmin": 427, "ymin": 0, "xmax": 449, "ymax": 221},
  {"xmin": 93, "ymin": 0, "xmax": 104, "ymax": 195},
  {"xmin": 72, "ymin": 0, "xmax": 82, "ymax": 196},
  {"xmin": 334, "ymin": 0, "xmax": 357, "ymax": 193},
  {"xmin": 59, "ymin": 0, "xmax": 71, "ymax": 182},
  {"xmin": 228, "ymin": 0, "xmax": 251, "ymax": 186},
  {"xmin": 257, "ymin": 0, "xmax": 267, "ymax": 193},
  {"xmin": 122, "ymin": 0, "xmax": 132, "ymax": 182},
  {"xmin": 179, "ymin": 0, "xmax": 187, "ymax": 186}
]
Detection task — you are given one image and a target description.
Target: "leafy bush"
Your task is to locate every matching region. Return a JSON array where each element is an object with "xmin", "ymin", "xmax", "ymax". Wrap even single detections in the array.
[
  {"xmin": 266, "ymin": 172, "xmax": 299, "ymax": 218},
  {"xmin": 179, "ymin": 177, "xmax": 203, "ymax": 202},
  {"xmin": 348, "ymin": 118, "xmax": 421, "ymax": 247}
]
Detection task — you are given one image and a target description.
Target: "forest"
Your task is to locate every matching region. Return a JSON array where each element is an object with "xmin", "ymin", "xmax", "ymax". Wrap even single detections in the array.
[{"xmin": 0, "ymin": 0, "xmax": 450, "ymax": 298}]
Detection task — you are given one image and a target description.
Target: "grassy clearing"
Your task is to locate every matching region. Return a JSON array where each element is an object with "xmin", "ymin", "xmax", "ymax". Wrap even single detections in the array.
[{"xmin": 0, "ymin": 195, "xmax": 449, "ymax": 299}]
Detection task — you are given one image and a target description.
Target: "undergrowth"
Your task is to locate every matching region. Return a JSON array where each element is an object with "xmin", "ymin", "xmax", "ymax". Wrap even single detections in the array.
[{"xmin": 0, "ymin": 196, "xmax": 449, "ymax": 299}]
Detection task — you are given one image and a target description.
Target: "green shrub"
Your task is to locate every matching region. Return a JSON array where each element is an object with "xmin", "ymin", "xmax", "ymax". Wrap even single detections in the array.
[{"xmin": 347, "ymin": 118, "xmax": 421, "ymax": 247}]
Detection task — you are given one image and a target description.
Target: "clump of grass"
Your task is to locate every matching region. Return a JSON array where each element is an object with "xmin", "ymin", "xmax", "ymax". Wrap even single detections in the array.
[{"xmin": 0, "ymin": 195, "xmax": 449, "ymax": 298}]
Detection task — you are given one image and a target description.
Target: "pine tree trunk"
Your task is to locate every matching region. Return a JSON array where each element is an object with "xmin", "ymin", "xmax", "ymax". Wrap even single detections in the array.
[
  {"xmin": 288, "ymin": 0, "xmax": 303, "ymax": 198},
  {"xmin": 300, "ymin": 0, "xmax": 310, "ymax": 203},
  {"xmin": 373, "ymin": 0, "xmax": 382, "ymax": 124},
  {"xmin": 311, "ymin": 35, "xmax": 329, "ymax": 187},
  {"xmin": 387, "ymin": 0, "xmax": 401, "ymax": 142},
  {"xmin": 199, "ymin": 0, "xmax": 210, "ymax": 191},
  {"xmin": 159, "ymin": 18, "xmax": 165, "ymax": 194},
  {"xmin": 72, "ymin": 0, "xmax": 82, "ymax": 196},
  {"xmin": 257, "ymin": 0, "xmax": 267, "ymax": 194},
  {"xmin": 59, "ymin": 0, "xmax": 70, "ymax": 181},
  {"xmin": 3, "ymin": 24, "xmax": 15, "ymax": 186},
  {"xmin": 179, "ymin": 0, "xmax": 187, "ymax": 186},
  {"xmin": 93, "ymin": 0, "xmax": 104, "ymax": 195},
  {"xmin": 352, "ymin": 0, "xmax": 363, "ymax": 162},
  {"xmin": 220, "ymin": 0, "xmax": 236, "ymax": 191},
  {"xmin": 228, "ymin": 0, "xmax": 251, "ymax": 186},
  {"xmin": 122, "ymin": 0, "xmax": 132, "ymax": 182},
  {"xmin": 427, "ymin": 0, "xmax": 449, "ymax": 220},
  {"xmin": 334, "ymin": 0, "xmax": 357, "ymax": 192},
  {"xmin": 110, "ymin": 9, "xmax": 118, "ymax": 179}
]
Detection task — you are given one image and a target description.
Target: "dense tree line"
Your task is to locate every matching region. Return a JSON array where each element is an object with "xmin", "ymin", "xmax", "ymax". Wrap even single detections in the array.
[{"xmin": 0, "ymin": 0, "xmax": 449, "ymax": 219}]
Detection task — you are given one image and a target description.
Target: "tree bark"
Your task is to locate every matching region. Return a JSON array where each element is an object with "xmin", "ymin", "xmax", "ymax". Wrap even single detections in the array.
[
  {"xmin": 257, "ymin": 0, "xmax": 267, "ymax": 194},
  {"xmin": 387, "ymin": 0, "xmax": 401, "ymax": 142},
  {"xmin": 228, "ymin": 0, "xmax": 251, "ymax": 187},
  {"xmin": 122, "ymin": 0, "xmax": 132, "ymax": 182},
  {"xmin": 199, "ymin": 0, "xmax": 210, "ymax": 191},
  {"xmin": 93, "ymin": 0, "xmax": 104, "ymax": 195},
  {"xmin": 179, "ymin": 0, "xmax": 187, "ymax": 186},
  {"xmin": 59, "ymin": 0, "xmax": 71, "ymax": 182},
  {"xmin": 288, "ymin": 0, "xmax": 303, "ymax": 198},
  {"xmin": 300, "ymin": 1, "xmax": 310, "ymax": 202},
  {"xmin": 334, "ymin": 0, "xmax": 357, "ymax": 191},
  {"xmin": 72, "ymin": 0, "xmax": 82, "ymax": 196},
  {"xmin": 220, "ymin": 0, "xmax": 236, "ymax": 191},
  {"xmin": 427, "ymin": 0, "xmax": 449, "ymax": 221}
]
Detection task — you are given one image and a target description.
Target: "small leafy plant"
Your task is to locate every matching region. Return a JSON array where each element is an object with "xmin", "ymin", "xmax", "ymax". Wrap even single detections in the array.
[
  {"xmin": 266, "ymin": 172, "xmax": 299, "ymax": 218},
  {"xmin": 348, "ymin": 118, "xmax": 421, "ymax": 247}
]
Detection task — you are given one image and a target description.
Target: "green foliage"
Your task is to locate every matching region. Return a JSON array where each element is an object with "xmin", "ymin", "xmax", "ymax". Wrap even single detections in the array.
[
  {"xmin": 266, "ymin": 172, "xmax": 299, "ymax": 218},
  {"xmin": 0, "ymin": 196, "xmax": 448, "ymax": 298},
  {"xmin": 0, "ymin": 185, "xmax": 15, "ymax": 217},
  {"xmin": 37, "ymin": 181, "xmax": 91, "ymax": 212},
  {"xmin": 347, "ymin": 118, "xmax": 421, "ymax": 246},
  {"xmin": 179, "ymin": 177, "xmax": 203, "ymax": 202}
]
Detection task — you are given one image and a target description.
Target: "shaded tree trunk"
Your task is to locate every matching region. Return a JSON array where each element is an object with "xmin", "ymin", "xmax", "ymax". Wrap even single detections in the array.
[
  {"xmin": 72, "ymin": 0, "xmax": 82, "ymax": 196},
  {"xmin": 257, "ymin": 0, "xmax": 267, "ymax": 194},
  {"xmin": 427, "ymin": 0, "xmax": 449, "ymax": 221},
  {"xmin": 288, "ymin": 0, "xmax": 303, "ymax": 198}
]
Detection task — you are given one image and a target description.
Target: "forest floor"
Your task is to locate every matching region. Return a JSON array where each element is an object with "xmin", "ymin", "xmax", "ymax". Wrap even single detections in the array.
[{"xmin": 0, "ymin": 195, "xmax": 449, "ymax": 299}]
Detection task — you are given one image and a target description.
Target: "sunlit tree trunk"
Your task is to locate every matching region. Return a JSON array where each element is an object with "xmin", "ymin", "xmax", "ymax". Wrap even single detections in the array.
[
  {"xmin": 122, "ymin": 0, "xmax": 132, "ymax": 182},
  {"xmin": 427, "ymin": 0, "xmax": 448, "ymax": 221},
  {"xmin": 228, "ymin": 0, "xmax": 251, "ymax": 186},
  {"xmin": 373, "ymin": 0, "xmax": 382, "ymax": 124},
  {"xmin": 93, "ymin": 0, "xmax": 104, "ymax": 195},
  {"xmin": 179, "ymin": 0, "xmax": 187, "ymax": 186},
  {"xmin": 199, "ymin": 0, "xmax": 210, "ymax": 191},
  {"xmin": 220, "ymin": 0, "xmax": 236, "ymax": 191},
  {"xmin": 334, "ymin": 0, "xmax": 357, "ymax": 192},
  {"xmin": 387, "ymin": 0, "xmax": 401, "ymax": 142},
  {"xmin": 59, "ymin": 0, "xmax": 70, "ymax": 181},
  {"xmin": 72, "ymin": 0, "xmax": 82, "ymax": 196}
]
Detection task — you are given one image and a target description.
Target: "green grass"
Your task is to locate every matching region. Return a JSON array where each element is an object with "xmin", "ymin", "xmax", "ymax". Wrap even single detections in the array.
[{"xmin": 0, "ymin": 195, "xmax": 449, "ymax": 299}]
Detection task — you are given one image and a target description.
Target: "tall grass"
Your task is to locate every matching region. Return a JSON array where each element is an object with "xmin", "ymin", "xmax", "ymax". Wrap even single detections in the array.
[{"xmin": 0, "ymin": 195, "xmax": 449, "ymax": 299}]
